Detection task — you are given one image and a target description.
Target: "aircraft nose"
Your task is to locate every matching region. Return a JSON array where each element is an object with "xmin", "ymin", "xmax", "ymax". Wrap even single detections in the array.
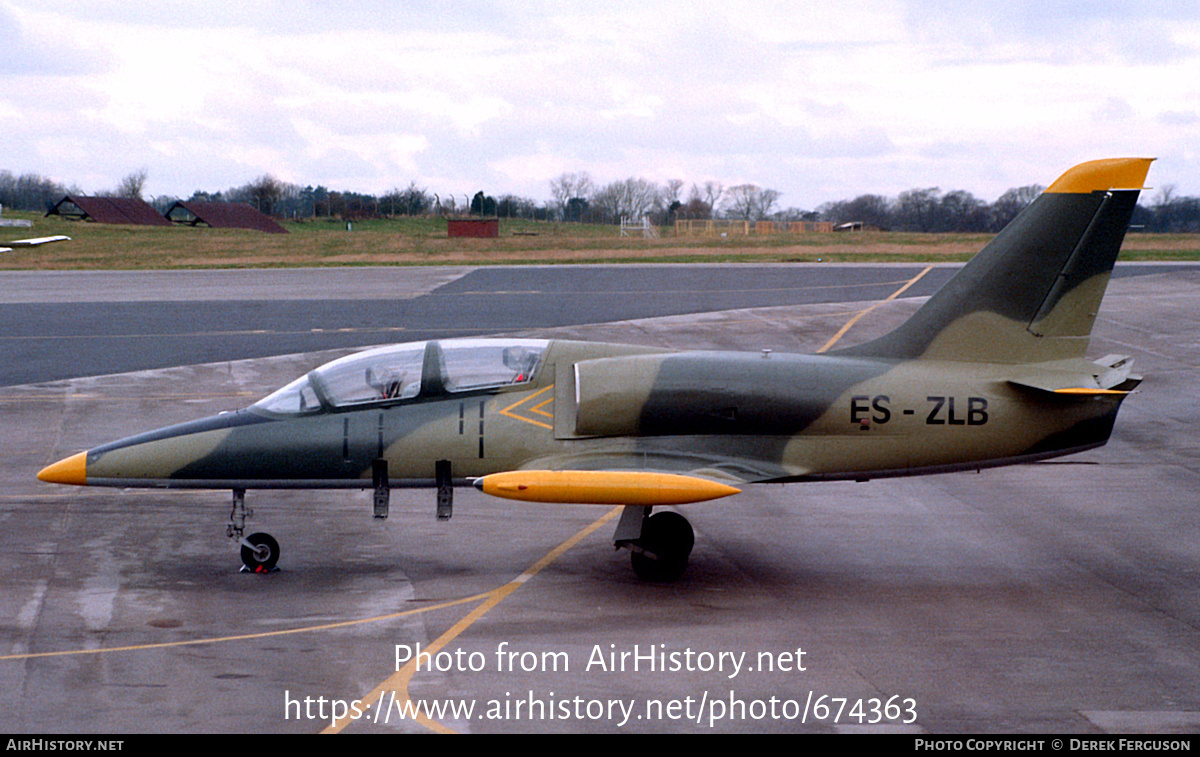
[{"xmin": 38, "ymin": 451, "xmax": 88, "ymax": 486}]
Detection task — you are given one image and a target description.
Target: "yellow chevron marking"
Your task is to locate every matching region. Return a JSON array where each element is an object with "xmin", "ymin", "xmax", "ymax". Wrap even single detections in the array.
[{"xmin": 499, "ymin": 384, "xmax": 555, "ymax": 430}]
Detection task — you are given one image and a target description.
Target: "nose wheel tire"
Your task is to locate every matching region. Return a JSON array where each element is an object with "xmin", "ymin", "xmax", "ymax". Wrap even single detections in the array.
[
  {"xmin": 630, "ymin": 511, "xmax": 694, "ymax": 582},
  {"xmin": 241, "ymin": 532, "xmax": 280, "ymax": 572}
]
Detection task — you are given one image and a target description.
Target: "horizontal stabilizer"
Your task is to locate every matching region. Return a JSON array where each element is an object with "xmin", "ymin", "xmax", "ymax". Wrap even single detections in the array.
[
  {"xmin": 1008, "ymin": 381, "xmax": 1131, "ymax": 397},
  {"xmin": 1008, "ymin": 354, "xmax": 1141, "ymax": 397},
  {"xmin": 474, "ymin": 470, "xmax": 741, "ymax": 505}
]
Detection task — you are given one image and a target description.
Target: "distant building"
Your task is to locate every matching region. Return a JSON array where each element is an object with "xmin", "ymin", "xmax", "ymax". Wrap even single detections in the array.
[
  {"xmin": 0, "ymin": 204, "xmax": 33, "ymax": 228},
  {"xmin": 833, "ymin": 221, "xmax": 886, "ymax": 232},
  {"xmin": 46, "ymin": 196, "xmax": 172, "ymax": 226},
  {"xmin": 165, "ymin": 200, "xmax": 288, "ymax": 234},
  {"xmin": 447, "ymin": 218, "xmax": 499, "ymax": 238}
]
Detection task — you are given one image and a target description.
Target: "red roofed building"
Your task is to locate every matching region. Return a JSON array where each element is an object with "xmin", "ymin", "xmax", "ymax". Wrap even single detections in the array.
[
  {"xmin": 165, "ymin": 201, "xmax": 288, "ymax": 234},
  {"xmin": 47, "ymin": 196, "xmax": 173, "ymax": 226}
]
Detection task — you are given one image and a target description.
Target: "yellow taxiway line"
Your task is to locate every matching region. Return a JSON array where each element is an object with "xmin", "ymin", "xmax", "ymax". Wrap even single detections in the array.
[
  {"xmin": 0, "ymin": 593, "xmax": 489, "ymax": 662},
  {"xmin": 817, "ymin": 265, "xmax": 934, "ymax": 353},
  {"xmin": 324, "ymin": 506, "xmax": 622, "ymax": 734}
]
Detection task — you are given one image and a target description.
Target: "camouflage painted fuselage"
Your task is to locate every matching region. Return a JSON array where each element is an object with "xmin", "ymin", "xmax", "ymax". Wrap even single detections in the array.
[
  {"xmin": 39, "ymin": 157, "xmax": 1152, "ymax": 499},
  {"xmin": 70, "ymin": 337, "xmax": 1132, "ymax": 490}
]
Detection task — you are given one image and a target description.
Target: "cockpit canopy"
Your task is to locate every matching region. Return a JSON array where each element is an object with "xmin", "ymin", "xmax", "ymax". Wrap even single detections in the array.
[{"xmin": 253, "ymin": 338, "xmax": 548, "ymax": 415}]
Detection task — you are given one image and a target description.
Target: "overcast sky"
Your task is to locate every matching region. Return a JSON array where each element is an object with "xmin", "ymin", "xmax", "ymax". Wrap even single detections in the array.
[{"xmin": 3, "ymin": 0, "xmax": 1197, "ymax": 210}]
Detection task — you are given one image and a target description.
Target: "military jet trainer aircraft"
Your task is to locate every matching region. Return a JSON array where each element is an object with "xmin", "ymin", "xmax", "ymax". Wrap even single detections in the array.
[{"xmin": 39, "ymin": 158, "xmax": 1152, "ymax": 580}]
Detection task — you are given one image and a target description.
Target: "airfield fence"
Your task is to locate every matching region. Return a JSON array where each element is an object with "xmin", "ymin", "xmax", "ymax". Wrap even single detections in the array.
[{"xmin": 673, "ymin": 219, "xmax": 834, "ymax": 237}]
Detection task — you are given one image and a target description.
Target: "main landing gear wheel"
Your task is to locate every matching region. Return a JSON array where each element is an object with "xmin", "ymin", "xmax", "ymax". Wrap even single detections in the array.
[
  {"xmin": 630, "ymin": 511, "xmax": 694, "ymax": 582},
  {"xmin": 240, "ymin": 532, "xmax": 280, "ymax": 573}
]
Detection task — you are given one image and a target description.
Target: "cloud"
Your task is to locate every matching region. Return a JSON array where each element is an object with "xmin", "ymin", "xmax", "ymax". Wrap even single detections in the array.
[
  {"xmin": 902, "ymin": 0, "xmax": 1200, "ymax": 65},
  {"xmin": 2, "ymin": 0, "xmax": 1199, "ymax": 205},
  {"xmin": 0, "ymin": 3, "xmax": 110, "ymax": 75},
  {"xmin": 1094, "ymin": 97, "xmax": 1136, "ymax": 121},
  {"xmin": 1158, "ymin": 110, "xmax": 1199, "ymax": 126}
]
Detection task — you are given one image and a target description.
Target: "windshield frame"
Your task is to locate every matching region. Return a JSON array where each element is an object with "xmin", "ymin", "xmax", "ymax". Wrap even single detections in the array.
[{"xmin": 250, "ymin": 338, "xmax": 550, "ymax": 416}]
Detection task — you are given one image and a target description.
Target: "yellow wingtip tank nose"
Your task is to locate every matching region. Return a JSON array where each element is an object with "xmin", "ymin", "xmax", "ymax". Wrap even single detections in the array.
[
  {"xmin": 475, "ymin": 470, "xmax": 741, "ymax": 505},
  {"xmin": 37, "ymin": 451, "xmax": 88, "ymax": 486}
]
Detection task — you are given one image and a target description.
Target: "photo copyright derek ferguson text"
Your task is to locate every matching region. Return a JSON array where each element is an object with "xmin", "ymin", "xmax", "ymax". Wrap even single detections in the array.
[{"xmin": 284, "ymin": 642, "xmax": 920, "ymax": 729}]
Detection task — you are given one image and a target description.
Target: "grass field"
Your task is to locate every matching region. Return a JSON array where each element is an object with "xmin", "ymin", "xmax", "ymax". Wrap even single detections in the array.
[{"xmin": 2, "ymin": 209, "xmax": 1197, "ymax": 269}]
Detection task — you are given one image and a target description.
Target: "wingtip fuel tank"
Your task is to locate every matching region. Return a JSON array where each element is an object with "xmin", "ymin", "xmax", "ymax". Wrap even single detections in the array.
[
  {"xmin": 474, "ymin": 470, "xmax": 742, "ymax": 505},
  {"xmin": 37, "ymin": 451, "xmax": 87, "ymax": 486}
]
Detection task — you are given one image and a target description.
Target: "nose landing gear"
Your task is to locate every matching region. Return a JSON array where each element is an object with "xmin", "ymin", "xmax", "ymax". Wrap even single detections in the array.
[
  {"xmin": 227, "ymin": 488, "xmax": 280, "ymax": 573},
  {"xmin": 240, "ymin": 532, "xmax": 280, "ymax": 572}
]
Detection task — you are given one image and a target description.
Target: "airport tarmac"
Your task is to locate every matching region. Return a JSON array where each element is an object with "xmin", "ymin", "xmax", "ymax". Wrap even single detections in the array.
[
  {"xmin": 0, "ymin": 264, "xmax": 959, "ymax": 386},
  {"xmin": 2, "ymin": 265, "xmax": 1200, "ymax": 734}
]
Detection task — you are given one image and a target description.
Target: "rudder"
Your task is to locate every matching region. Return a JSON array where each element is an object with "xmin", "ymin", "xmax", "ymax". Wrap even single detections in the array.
[{"xmin": 835, "ymin": 158, "xmax": 1153, "ymax": 364}]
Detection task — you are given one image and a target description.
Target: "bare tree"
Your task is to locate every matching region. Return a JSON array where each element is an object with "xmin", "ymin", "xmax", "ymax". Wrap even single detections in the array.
[
  {"xmin": 0, "ymin": 171, "xmax": 70, "ymax": 211},
  {"xmin": 150, "ymin": 194, "xmax": 179, "ymax": 214},
  {"xmin": 382, "ymin": 182, "xmax": 431, "ymax": 216},
  {"xmin": 660, "ymin": 179, "xmax": 685, "ymax": 224},
  {"xmin": 1154, "ymin": 184, "xmax": 1177, "ymax": 209},
  {"xmin": 702, "ymin": 181, "xmax": 724, "ymax": 210},
  {"xmin": 246, "ymin": 175, "xmax": 284, "ymax": 216},
  {"xmin": 820, "ymin": 194, "xmax": 892, "ymax": 228},
  {"xmin": 1147, "ymin": 184, "xmax": 1200, "ymax": 232},
  {"xmin": 550, "ymin": 172, "xmax": 595, "ymax": 219},
  {"xmin": 496, "ymin": 194, "xmax": 538, "ymax": 218},
  {"xmin": 757, "ymin": 188, "xmax": 780, "ymax": 219},
  {"xmin": 722, "ymin": 184, "xmax": 780, "ymax": 220},
  {"xmin": 591, "ymin": 177, "xmax": 661, "ymax": 223},
  {"xmin": 622, "ymin": 177, "xmax": 662, "ymax": 220},
  {"xmin": 589, "ymin": 183, "xmax": 622, "ymax": 223},
  {"xmin": 989, "ymin": 184, "xmax": 1043, "ymax": 230},
  {"xmin": 116, "ymin": 168, "xmax": 149, "ymax": 200},
  {"xmin": 682, "ymin": 184, "xmax": 713, "ymax": 219},
  {"xmin": 938, "ymin": 190, "xmax": 988, "ymax": 232},
  {"xmin": 663, "ymin": 179, "xmax": 684, "ymax": 206},
  {"xmin": 895, "ymin": 187, "xmax": 941, "ymax": 232}
]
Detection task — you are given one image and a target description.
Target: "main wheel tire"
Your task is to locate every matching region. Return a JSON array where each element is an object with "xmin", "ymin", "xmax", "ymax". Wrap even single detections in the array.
[
  {"xmin": 630, "ymin": 511, "xmax": 694, "ymax": 582},
  {"xmin": 241, "ymin": 532, "xmax": 280, "ymax": 572}
]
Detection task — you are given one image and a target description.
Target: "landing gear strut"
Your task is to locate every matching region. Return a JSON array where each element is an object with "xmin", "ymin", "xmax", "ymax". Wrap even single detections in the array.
[
  {"xmin": 614, "ymin": 506, "xmax": 695, "ymax": 582},
  {"xmin": 227, "ymin": 488, "xmax": 280, "ymax": 572}
]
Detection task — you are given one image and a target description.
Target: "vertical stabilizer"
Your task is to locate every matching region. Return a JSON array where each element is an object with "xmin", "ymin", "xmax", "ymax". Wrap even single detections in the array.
[{"xmin": 836, "ymin": 158, "xmax": 1153, "ymax": 363}]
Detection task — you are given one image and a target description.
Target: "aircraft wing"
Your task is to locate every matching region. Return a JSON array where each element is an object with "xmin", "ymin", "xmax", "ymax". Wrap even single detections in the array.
[{"xmin": 0, "ymin": 235, "xmax": 71, "ymax": 253}]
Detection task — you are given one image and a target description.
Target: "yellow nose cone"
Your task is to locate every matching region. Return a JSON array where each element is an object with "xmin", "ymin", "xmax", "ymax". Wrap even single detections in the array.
[{"xmin": 38, "ymin": 452, "xmax": 88, "ymax": 486}]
